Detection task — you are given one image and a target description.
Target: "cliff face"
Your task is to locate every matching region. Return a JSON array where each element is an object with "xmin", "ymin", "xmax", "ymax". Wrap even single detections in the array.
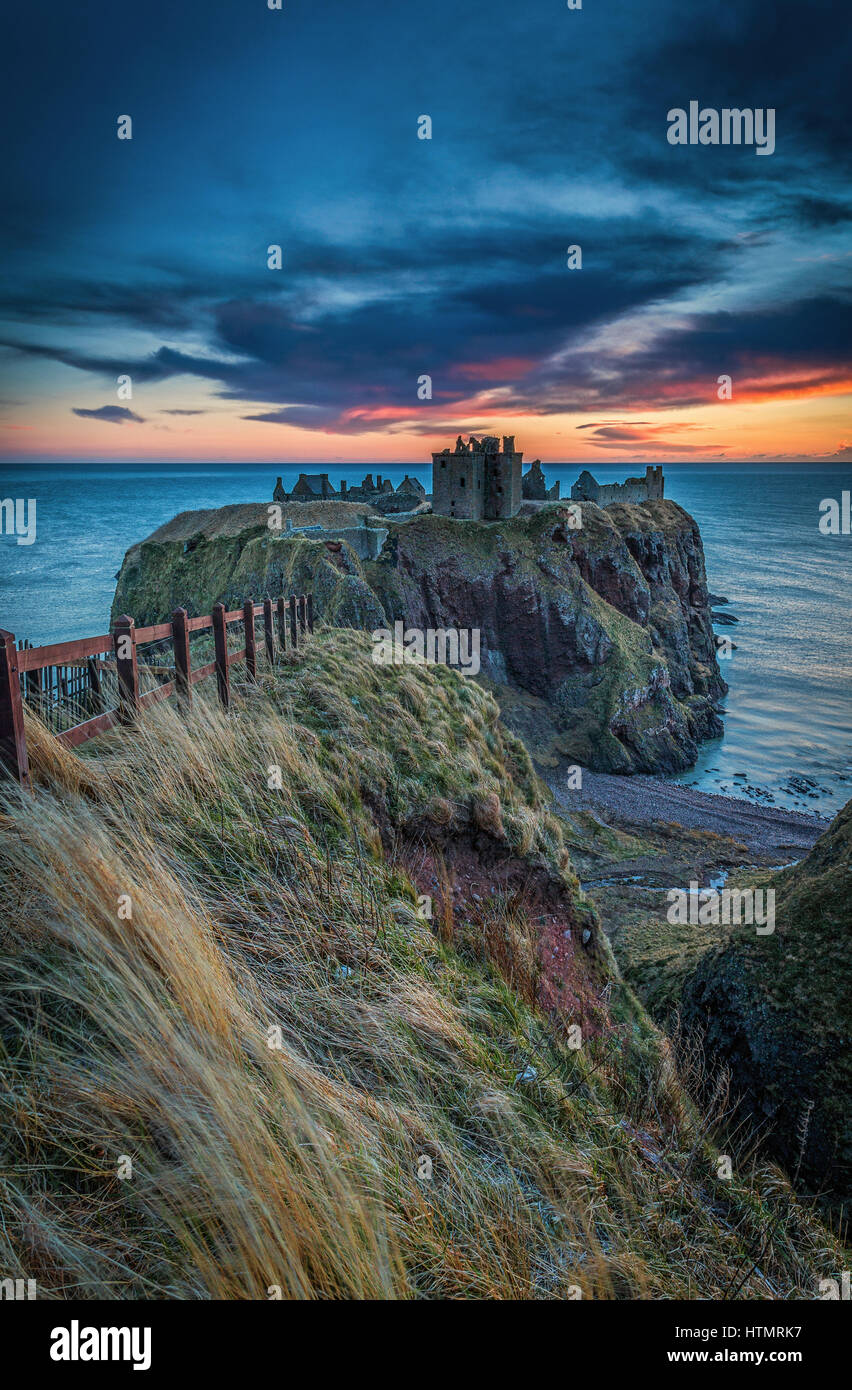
[
  {"xmin": 113, "ymin": 497, "xmax": 725, "ymax": 775},
  {"xmin": 112, "ymin": 503, "xmax": 387, "ymax": 632},
  {"xmin": 678, "ymin": 801, "xmax": 851, "ymax": 1221},
  {"xmin": 367, "ymin": 500, "xmax": 725, "ymax": 773}
]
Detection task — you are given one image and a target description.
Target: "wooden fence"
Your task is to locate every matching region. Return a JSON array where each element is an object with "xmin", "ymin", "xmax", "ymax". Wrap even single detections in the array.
[{"xmin": 0, "ymin": 592, "xmax": 314, "ymax": 791}]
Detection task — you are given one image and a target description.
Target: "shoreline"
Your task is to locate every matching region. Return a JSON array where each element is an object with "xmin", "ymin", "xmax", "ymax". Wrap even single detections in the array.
[{"xmin": 546, "ymin": 766, "xmax": 829, "ymax": 856}]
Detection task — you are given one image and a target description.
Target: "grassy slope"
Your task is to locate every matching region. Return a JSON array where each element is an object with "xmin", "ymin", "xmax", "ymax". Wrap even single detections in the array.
[{"xmin": 0, "ymin": 630, "xmax": 845, "ymax": 1298}]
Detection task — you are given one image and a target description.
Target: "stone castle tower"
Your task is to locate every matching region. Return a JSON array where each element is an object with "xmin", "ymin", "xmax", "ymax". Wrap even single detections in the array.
[{"xmin": 431, "ymin": 435, "xmax": 523, "ymax": 520}]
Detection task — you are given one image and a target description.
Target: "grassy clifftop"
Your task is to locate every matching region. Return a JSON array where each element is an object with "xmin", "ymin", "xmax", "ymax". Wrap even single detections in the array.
[
  {"xmin": 113, "ymin": 499, "xmax": 725, "ymax": 776},
  {"xmin": 0, "ymin": 631, "xmax": 844, "ymax": 1297},
  {"xmin": 113, "ymin": 521, "xmax": 386, "ymax": 632}
]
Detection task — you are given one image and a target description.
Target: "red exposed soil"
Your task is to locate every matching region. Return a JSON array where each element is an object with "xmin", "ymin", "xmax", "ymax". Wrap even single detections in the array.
[{"xmin": 391, "ymin": 822, "xmax": 609, "ymax": 1040}]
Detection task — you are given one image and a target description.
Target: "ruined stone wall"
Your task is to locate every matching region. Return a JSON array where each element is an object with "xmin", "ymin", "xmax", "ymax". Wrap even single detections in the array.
[
  {"xmin": 277, "ymin": 518, "xmax": 388, "ymax": 561},
  {"xmin": 485, "ymin": 452, "xmax": 522, "ymax": 519},
  {"xmin": 432, "ymin": 453, "xmax": 453, "ymax": 515},
  {"xmin": 432, "ymin": 451, "xmax": 485, "ymax": 519},
  {"xmin": 594, "ymin": 478, "xmax": 654, "ymax": 505},
  {"xmin": 647, "ymin": 465, "xmax": 665, "ymax": 499},
  {"xmin": 571, "ymin": 466, "xmax": 664, "ymax": 507}
]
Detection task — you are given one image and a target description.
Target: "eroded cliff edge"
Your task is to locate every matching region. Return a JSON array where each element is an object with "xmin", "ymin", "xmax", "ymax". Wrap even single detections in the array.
[
  {"xmin": 112, "ymin": 497, "xmax": 726, "ymax": 776},
  {"xmin": 613, "ymin": 800, "xmax": 851, "ymax": 1222}
]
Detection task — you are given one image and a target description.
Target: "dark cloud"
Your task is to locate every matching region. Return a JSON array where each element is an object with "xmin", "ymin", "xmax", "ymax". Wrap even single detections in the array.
[
  {"xmin": 7, "ymin": 275, "xmax": 848, "ymax": 435},
  {"xmin": 1, "ymin": 0, "xmax": 849, "ymax": 444},
  {"xmin": 787, "ymin": 196, "xmax": 852, "ymax": 229},
  {"xmin": 71, "ymin": 405, "xmax": 145, "ymax": 424}
]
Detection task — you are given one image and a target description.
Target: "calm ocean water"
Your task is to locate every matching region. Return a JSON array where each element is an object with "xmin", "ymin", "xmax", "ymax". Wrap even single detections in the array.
[{"xmin": 0, "ymin": 460, "xmax": 849, "ymax": 814}]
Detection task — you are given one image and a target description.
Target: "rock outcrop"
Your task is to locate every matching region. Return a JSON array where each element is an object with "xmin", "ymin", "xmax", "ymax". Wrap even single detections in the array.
[
  {"xmin": 521, "ymin": 458, "xmax": 559, "ymax": 501},
  {"xmin": 679, "ymin": 800, "xmax": 851, "ymax": 1221},
  {"xmin": 113, "ymin": 497, "xmax": 726, "ymax": 775},
  {"xmin": 112, "ymin": 502, "xmax": 387, "ymax": 632},
  {"xmin": 366, "ymin": 500, "xmax": 725, "ymax": 773}
]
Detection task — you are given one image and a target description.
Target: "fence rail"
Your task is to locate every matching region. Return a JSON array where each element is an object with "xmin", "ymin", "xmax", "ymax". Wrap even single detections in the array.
[{"xmin": 0, "ymin": 592, "xmax": 314, "ymax": 791}]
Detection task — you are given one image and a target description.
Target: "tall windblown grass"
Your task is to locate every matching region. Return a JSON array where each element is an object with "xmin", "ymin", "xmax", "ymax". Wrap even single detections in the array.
[{"xmin": 0, "ymin": 630, "xmax": 844, "ymax": 1297}]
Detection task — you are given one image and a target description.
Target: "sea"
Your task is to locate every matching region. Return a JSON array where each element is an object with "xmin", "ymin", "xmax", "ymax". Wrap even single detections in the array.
[{"xmin": 0, "ymin": 459, "xmax": 849, "ymax": 815}]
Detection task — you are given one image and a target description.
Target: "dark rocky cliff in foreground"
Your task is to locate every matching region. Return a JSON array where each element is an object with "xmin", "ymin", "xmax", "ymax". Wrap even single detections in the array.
[
  {"xmin": 113, "ymin": 497, "xmax": 726, "ymax": 776},
  {"xmin": 679, "ymin": 801, "xmax": 851, "ymax": 1223}
]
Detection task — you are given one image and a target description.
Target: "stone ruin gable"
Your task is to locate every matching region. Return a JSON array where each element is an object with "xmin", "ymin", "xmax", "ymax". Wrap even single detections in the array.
[
  {"xmin": 521, "ymin": 458, "xmax": 561, "ymax": 502},
  {"xmin": 570, "ymin": 465, "xmax": 664, "ymax": 506},
  {"xmin": 338, "ymin": 472, "xmax": 397, "ymax": 503},
  {"xmin": 338, "ymin": 475, "xmax": 374, "ymax": 502},
  {"xmin": 396, "ymin": 474, "xmax": 425, "ymax": 497},
  {"xmin": 290, "ymin": 472, "xmax": 337, "ymax": 501},
  {"xmin": 647, "ymin": 465, "xmax": 664, "ymax": 500}
]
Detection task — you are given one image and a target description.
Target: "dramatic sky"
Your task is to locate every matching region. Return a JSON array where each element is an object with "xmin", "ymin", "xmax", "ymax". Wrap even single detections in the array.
[{"xmin": 2, "ymin": 0, "xmax": 850, "ymax": 464}]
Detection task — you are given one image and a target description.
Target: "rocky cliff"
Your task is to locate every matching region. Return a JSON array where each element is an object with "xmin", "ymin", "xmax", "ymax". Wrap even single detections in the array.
[
  {"xmin": 112, "ymin": 501, "xmax": 388, "ymax": 632},
  {"xmin": 679, "ymin": 801, "xmax": 851, "ymax": 1221},
  {"xmin": 113, "ymin": 497, "xmax": 726, "ymax": 775},
  {"xmin": 367, "ymin": 500, "xmax": 725, "ymax": 773}
]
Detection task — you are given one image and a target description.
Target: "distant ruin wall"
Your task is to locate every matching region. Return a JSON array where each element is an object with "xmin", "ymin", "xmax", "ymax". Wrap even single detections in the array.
[
  {"xmin": 570, "ymin": 466, "xmax": 664, "ymax": 506},
  {"xmin": 275, "ymin": 518, "xmax": 388, "ymax": 561}
]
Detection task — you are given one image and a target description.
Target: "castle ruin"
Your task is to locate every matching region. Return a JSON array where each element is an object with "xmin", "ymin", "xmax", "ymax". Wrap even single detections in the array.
[
  {"xmin": 273, "ymin": 471, "xmax": 426, "ymax": 513},
  {"xmin": 431, "ymin": 435, "xmax": 525, "ymax": 520},
  {"xmin": 272, "ymin": 451, "xmax": 664, "ymax": 525},
  {"xmin": 570, "ymin": 465, "xmax": 664, "ymax": 506}
]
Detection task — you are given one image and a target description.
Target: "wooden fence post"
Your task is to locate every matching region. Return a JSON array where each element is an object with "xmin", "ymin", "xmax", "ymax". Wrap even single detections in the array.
[
  {"xmin": 113, "ymin": 615, "xmax": 139, "ymax": 725},
  {"xmin": 27, "ymin": 648, "xmax": 43, "ymax": 709},
  {"xmin": 263, "ymin": 598, "xmax": 275, "ymax": 664},
  {"xmin": 0, "ymin": 629, "xmax": 31, "ymax": 791},
  {"xmin": 213, "ymin": 603, "xmax": 230, "ymax": 709},
  {"xmin": 243, "ymin": 599, "xmax": 257, "ymax": 680},
  {"xmin": 289, "ymin": 594, "xmax": 298, "ymax": 649},
  {"xmin": 86, "ymin": 656, "xmax": 104, "ymax": 715},
  {"xmin": 172, "ymin": 607, "xmax": 192, "ymax": 709},
  {"xmin": 277, "ymin": 596, "xmax": 287, "ymax": 652},
  {"xmin": 298, "ymin": 594, "xmax": 307, "ymax": 636},
  {"xmin": 307, "ymin": 593, "xmax": 314, "ymax": 634}
]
